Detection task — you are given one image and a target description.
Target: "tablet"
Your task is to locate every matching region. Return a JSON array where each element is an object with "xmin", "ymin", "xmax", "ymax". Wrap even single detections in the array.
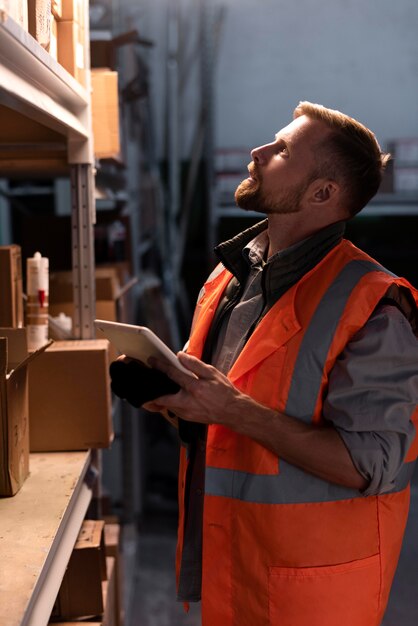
[{"xmin": 94, "ymin": 319, "xmax": 195, "ymax": 377}]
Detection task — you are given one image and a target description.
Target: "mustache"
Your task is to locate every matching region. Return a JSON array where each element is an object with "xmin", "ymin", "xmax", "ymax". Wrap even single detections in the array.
[{"xmin": 247, "ymin": 162, "xmax": 261, "ymax": 181}]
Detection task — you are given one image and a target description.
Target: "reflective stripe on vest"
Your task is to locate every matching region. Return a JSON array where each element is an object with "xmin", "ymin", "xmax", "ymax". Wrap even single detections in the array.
[
  {"xmin": 205, "ymin": 259, "xmax": 411, "ymax": 504},
  {"xmin": 205, "ymin": 459, "xmax": 415, "ymax": 503},
  {"xmin": 286, "ymin": 259, "xmax": 396, "ymax": 422}
]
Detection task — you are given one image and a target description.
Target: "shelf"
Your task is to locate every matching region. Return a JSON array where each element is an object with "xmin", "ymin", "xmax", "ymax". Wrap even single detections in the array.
[
  {"xmin": 0, "ymin": 14, "xmax": 89, "ymax": 144},
  {"xmin": 0, "ymin": 451, "xmax": 93, "ymax": 626},
  {"xmin": 361, "ymin": 193, "xmax": 418, "ymax": 216}
]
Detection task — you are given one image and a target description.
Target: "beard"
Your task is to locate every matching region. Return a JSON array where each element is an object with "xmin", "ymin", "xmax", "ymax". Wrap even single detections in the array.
[{"xmin": 234, "ymin": 169, "xmax": 310, "ymax": 215}]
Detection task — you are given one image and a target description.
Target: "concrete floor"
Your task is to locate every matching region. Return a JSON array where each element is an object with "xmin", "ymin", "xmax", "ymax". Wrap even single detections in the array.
[
  {"xmin": 126, "ymin": 485, "xmax": 418, "ymax": 626},
  {"xmin": 126, "ymin": 514, "xmax": 201, "ymax": 626}
]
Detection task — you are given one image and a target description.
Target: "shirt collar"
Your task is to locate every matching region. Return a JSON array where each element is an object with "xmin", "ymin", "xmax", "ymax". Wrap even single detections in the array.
[{"xmin": 215, "ymin": 219, "xmax": 347, "ymax": 299}]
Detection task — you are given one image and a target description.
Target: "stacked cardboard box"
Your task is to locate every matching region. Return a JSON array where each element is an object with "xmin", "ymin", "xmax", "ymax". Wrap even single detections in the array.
[
  {"xmin": 49, "ymin": 265, "xmax": 130, "ymax": 322},
  {"xmin": 0, "ymin": 0, "xmax": 28, "ymax": 29},
  {"xmin": 0, "ymin": 329, "xmax": 47, "ymax": 496},
  {"xmin": 103, "ymin": 556, "xmax": 117, "ymax": 626},
  {"xmin": 26, "ymin": 1, "xmax": 87, "ymax": 84},
  {"xmin": 91, "ymin": 69, "xmax": 121, "ymax": 159},
  {"xmin": 28, "ymin": 0, "xmax": 52, "ymax": 49},
  {"xmin": 49, "ymin": 265, "xmax": 134, "ymax": 361},
  {"xmin": 51, "ymin": 0, "xmax": 62, "ymax": 19},
  {"xmin": 51, "ymin": 520, "xmax": 107, "ymax": 619},
  {"xmin": 50, "ymin": 520, "xmax": 119, "ymax": 625},
  {"xmin": 104, "ymin": 523, "xmax": 124, "ymax": 626},
  {"xmin": 57, "ymin": 0, "xmax": 87, "ymax": 85},
  {"xmin": 0, "ymin": 245, "xmax": 24, "ymax": 328}
]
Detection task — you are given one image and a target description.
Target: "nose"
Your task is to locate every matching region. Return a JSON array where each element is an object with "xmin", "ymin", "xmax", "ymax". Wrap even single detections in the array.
[{"xmin": 251, "ymin": 143, "xmax": 271, "ymax": 165}]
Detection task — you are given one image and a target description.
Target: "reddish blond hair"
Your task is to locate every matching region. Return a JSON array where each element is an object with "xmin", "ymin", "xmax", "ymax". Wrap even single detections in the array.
[{"xmin": 294, "ymin": 101, "xmax": 390, "ymax": 216}]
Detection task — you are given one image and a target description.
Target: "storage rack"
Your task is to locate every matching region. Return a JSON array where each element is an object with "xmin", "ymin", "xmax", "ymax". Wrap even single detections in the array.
[
  {"xmin": 0, "ymin": 8, "xmax": 97, "ymax": 626},
  {"xmin": 0, "ymin": 10, "xmax": 96, "ymax": 338}
]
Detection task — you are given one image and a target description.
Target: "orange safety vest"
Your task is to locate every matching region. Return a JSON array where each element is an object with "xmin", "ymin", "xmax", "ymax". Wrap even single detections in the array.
[{"xmin": 177, "ymin": 239, "xmax": 418, "ymax": 626}]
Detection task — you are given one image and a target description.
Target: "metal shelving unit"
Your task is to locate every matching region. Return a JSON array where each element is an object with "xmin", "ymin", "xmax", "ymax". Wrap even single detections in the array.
[
  {"xmin": 0, "ymin": 10, "xmax": 96, "ymax": 338},
  {"xmin": 0, "ymin": 452, "xmax": 93, "ymax": 626},
  {"xmin": 0, "ymin": 8, "xmax": 97, "ymax": 626}
]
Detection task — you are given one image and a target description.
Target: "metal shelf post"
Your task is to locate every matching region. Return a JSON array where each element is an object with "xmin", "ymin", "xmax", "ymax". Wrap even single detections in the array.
[{"xmin": 71, "ymin": 163, "xmax": 96, "ymax": 339}]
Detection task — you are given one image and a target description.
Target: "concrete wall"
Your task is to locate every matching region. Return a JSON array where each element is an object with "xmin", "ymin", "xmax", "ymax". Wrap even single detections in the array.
[
  {"xmin": 216, "ymin": 0, "xmax": 418, "ymax": 153},
  {"xmin": 119, "ymin": 0, "xmax": 418, "ymax": 157}
]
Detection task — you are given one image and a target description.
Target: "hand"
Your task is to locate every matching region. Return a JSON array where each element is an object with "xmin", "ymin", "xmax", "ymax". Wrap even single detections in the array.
[
  {"xmin": 143, "ymin": 351, "xmax": 247, "ymax": 426},
  {"xmin": 109, "ymin": 355, "xmax": 180, "ymax": 407}
]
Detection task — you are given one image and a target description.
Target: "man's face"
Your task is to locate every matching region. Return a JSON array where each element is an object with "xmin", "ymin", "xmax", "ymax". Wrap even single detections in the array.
[{"xmin": 235, "ymin": 115, "xmax": 328, "ymax": 214}]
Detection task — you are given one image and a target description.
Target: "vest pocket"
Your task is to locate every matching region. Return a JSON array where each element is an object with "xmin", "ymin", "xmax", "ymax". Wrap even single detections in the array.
[{"xmin": 268, "ymin": 554, "xmax": 381, "ymax": 626}]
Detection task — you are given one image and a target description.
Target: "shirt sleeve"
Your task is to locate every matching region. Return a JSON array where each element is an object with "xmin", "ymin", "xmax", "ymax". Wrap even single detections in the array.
[{"xmin": 323, "ymin": 303, "xmax": 418, "ymax": 496}]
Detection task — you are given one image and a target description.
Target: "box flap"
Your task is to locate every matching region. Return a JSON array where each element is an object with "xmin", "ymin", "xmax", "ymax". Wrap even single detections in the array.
[
  {"xmin": 0, "ymin": 337, "xmax": 7, "ymax": 378},
  {"xmin": 0, "ymin": 328, "xmax": 27, "ymax": 371},
  {"xmin": 45, "ymin": 339, "xmax": 109, "ymax": 353},
  {"xmin": 0, "ymin": 329, "xmax": 53, "ymax": 376}
]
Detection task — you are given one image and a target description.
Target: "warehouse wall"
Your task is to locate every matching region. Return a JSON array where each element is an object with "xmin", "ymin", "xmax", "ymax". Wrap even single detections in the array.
[
  {"xmin": 121, "ymin": 0, "xmax": 418, "ymax": 157},
  {"xmin": 216, "ymin": 0, "xmax": 418, "ymax": 151}
]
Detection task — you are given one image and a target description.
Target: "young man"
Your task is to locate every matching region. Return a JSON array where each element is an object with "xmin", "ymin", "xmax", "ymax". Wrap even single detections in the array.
[{"xmin": 124, "ymin": 103, "xmax": 418, "ymax": 625}]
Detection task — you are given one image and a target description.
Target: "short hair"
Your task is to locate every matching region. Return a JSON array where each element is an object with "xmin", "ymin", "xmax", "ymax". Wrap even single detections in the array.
[{"xmin": 293, "ymin": 101, "xmax": 391, "ymax": 217}]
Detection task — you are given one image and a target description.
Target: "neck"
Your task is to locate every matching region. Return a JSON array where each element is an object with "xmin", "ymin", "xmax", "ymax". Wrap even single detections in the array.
[{"xmin": 266, "ymin": 214, "xmax": 321, "ymax": 257}]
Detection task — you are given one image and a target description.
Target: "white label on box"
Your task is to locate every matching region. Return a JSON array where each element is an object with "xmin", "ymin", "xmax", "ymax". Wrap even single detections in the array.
[{"xmin": 76, "ymin": 40, "xmax": 84, "ymax": 68}]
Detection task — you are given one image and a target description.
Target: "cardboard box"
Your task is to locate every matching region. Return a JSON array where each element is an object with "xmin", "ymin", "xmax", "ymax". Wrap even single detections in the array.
[
  {"xmin": 61, "ymin": 0, "xmax": 84, "ymax": 24},
  {"xmin": 49, "ymin": 14, "xmax": 58, "ymax": 59},
  {"xmin": 29, "ymin": 339, "xmax": 113, "ymax": 451},
  {"xmin": 50, "ymin": 266, "xmax": 134, "ymax": 321},
  {"xmin": 0, "ymin": 245, "xmax": 24, "ymax": 328},
  {"xmin": 28, "ymin": 0, "xmax": 52, "ymax": 49},
  {"xmin": 90, "ymin": 39, "xmax": 117, "ymax": 70},
  {"xmin": 57, "ymin": 19, "xmax": 85, "ymax": 85},
  {"xmin": 51, "ymin": 0, "xmax": 62, "ymax": 19},
  {"xmin": 91, "ymin": 69, "xmax": 120, "ymax": 159},
  {"xmin": 102, "ymin": 556, "xmax": 117, "ymax": 626},
  {"xmin": 53, "ymin": 520, "xmax": 107, "ymax": 619},
  {"xmin": 0, "ymin": 1, "xmax": 29, "ymax": 30},
  {"xmin": 104, "ymin": 524, "xmax": 124, "ymax": 626},
  {"xmin": 49, "ymin": 266, "xmax": 135, "ymax": 363},
  {"xmin": 0, "ymin": 329, "xmax": 46, "ymax": 496}
]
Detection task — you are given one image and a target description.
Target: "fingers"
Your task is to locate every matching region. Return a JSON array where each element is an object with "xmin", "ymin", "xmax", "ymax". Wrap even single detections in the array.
[
  {"xmin": 177, "ymin": 352, "xmax": 216, "ymax": 380},
  {"xmin": 143, "ymin": 400, "xmax": 166, "ymax": 412},
  {"xmin": 148, "ymin": 351, "xmax": 216, "ymax": 385}
]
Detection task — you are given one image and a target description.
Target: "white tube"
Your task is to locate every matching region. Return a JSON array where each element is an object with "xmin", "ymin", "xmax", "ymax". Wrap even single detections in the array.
[{"xmin": 26, "ymin": 251, "xmax": 49, "ymax": 351}]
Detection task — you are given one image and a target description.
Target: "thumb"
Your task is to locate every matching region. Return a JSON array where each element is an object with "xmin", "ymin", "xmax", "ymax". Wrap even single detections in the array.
[{"xmin": 177, "ymin": 352, "xmax": 215, "ymax": 379}]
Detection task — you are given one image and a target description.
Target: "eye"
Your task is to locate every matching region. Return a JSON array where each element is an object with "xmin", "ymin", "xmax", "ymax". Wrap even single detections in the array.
[{"xmin": 275, "ymin": 142, "xmax": 289, "ymax": 156}]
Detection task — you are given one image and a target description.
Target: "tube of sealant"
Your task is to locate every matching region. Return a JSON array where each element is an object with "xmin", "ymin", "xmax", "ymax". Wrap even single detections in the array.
[{"xmin": 26, "ymin": 251, "xmax": 49, "ymax": 351}]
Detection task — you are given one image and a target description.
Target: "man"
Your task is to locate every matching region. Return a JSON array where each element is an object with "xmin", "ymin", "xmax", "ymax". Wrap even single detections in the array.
[{"xmin": 117, "ymin": 102, "xmax": 418, "ymax": 625}]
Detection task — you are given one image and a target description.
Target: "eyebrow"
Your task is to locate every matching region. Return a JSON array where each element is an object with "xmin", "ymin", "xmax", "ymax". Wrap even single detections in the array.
[
  {"xmin": 274, "ymin": 133, "xmax": 290, "ymax": 146},
  {"xmin": 274, "ymin": 134, "xmax": 292, "ymax": 155}
]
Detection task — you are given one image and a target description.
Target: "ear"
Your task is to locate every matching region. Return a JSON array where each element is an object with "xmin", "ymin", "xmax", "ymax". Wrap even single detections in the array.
[{"xmin": 308, "ymin": 179, "xmax": 340, "ymax": 205}]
